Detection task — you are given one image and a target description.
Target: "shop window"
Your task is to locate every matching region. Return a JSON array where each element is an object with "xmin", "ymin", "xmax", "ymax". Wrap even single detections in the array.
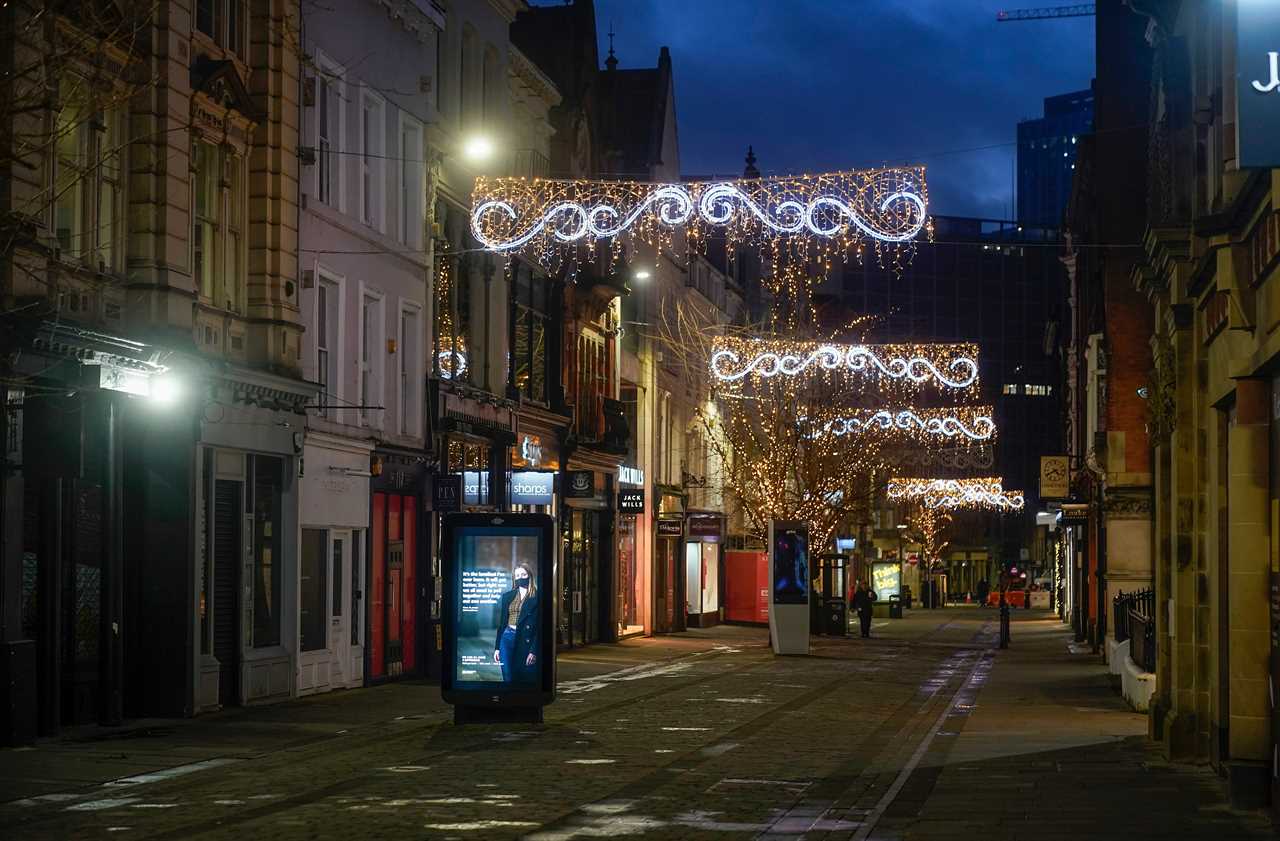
[
  {"xmin": 434, "ymin": 204, "xmax": 484, "ymax": 384},
  {"xmin": 54, "ymin": 76, "xmax": 124, "ymax": 272},
  {"xmin": 250, "ymin": 455, "xmax": 284, "ymax": 648},
  {"xmin": 575, "ymin": 328, "xmax": 609, "ymax": 440},
  {"xmin": 449, "ymin": 440, "xmax": 492, "ymax": 506},
  {"xmin": 511, "ymin": 262, "xmax": 551, "ymax": 404},
  {"xmin": 192, "ymin": 140, "xmax": 245, "ymax": 313}
]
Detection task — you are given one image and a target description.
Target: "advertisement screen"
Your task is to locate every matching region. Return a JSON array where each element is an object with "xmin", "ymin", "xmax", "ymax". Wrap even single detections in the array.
[
  {"xmin": 871, "ymin": 562, "xmax": 901, "ymax": 600},
  {"xmin": 772, "ymin": 529, "xmax": 809, "ymax": 604},
  {"xmin": 452, "ymin": 526, "xmax": 544, "ymax": 690}
]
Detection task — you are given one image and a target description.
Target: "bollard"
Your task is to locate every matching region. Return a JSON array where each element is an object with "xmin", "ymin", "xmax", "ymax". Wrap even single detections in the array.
[{"xmin": 999, "ymin": 597, "xmax": 1011, "ymax": 649}]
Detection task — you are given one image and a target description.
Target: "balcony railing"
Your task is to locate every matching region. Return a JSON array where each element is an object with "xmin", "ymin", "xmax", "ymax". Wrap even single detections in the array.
[{"xmin": 1113, "ymin": 588, "xmax": 1155, "ymax": 673}]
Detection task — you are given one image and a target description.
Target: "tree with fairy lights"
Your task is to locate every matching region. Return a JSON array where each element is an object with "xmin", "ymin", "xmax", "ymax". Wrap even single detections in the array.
[{"xmin": 656, "ymin": 285, "xmax": 990, "ymax": 551}]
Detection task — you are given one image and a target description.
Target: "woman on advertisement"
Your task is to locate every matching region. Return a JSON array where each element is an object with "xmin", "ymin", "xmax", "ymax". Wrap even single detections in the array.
[{"xmin": 493, "ymin": 563, "xmax": 540, "ymax": 683}]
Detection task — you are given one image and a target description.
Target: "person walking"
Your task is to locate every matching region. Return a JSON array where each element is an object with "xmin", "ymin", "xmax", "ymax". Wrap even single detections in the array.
[
  {"xmin": 976, "ymin": 578, "xmax": 990, "ymax": 607},
  {"xmin": 852, "ymin": 581, "xmax": 877, "ymax": 638}
]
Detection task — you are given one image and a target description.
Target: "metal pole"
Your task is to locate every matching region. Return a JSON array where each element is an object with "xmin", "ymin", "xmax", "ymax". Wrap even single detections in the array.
[{"xmin": 999, "ymin": 592, "xmax": 1010, "ymax": 649}]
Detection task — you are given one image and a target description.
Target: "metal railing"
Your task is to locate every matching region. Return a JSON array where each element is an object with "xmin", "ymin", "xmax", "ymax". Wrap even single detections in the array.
[{"xmin": 1114, "ymin": 589, "xmax": 1155, "ymax": 673}]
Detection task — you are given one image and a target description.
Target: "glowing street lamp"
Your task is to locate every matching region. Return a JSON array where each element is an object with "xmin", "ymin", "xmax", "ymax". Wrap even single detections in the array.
[{"xmin": 462, "ymin": 135, "xmax": 495, "ymax": 162}]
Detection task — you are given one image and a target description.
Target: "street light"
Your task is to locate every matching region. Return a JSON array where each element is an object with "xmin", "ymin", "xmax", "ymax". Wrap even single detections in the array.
[
  {"xmin": 462, "ymin": 135, "xmax": 495, "ymax": 162},
  {"xmin": 149, "ymin": 372, "xmax": 184, "ymax": 406},
  {"xmin": 634, "ymin": 269, "xmax": 651, "ymax": 281}
]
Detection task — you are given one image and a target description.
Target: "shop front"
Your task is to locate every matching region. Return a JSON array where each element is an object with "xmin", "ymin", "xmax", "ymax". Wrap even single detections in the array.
[
  {"xmin": 559, "ymin": 465, "xmax": 614, "ymax": 648},
  {"xmin": 509, "ymin": 429, "xmax": 561, "ymax": 517},
  {"xmin": 616, "ymin": 464, "xmax": 647, "ymax": 638},
  {"xmin": 685, "ymin": 513, "xmax": 724, "ymax": 628},
  {"xmin": 367, "ymin": 449, "xmax": 428, "ymax": 683},
  {"xmin": 654, "ymin": 489, "xmax": 686, "ymax": 633},
  {"xmin": 297, "ymin": 431, "xmax": 372, "ymax": 696}
]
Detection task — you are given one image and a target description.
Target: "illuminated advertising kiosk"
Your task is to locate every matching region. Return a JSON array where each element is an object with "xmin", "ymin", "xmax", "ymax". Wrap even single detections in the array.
[
  {"xmin": 441, "ymin": 513, "xmax": 556, "ymax": 723},
  {"xmin": 768, "ymin": 520, "xmax": 810, "ymax": 655}
]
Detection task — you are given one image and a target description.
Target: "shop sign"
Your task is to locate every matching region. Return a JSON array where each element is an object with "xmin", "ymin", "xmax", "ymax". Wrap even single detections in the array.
[
  {"xmin": 462, "ymin": 470, "xmax": 490, "ymax": 505},
  {"xmin": 432, "ymin": 475, "xmax": 461, "ymax": 512},
  {"xmin": 618, "ymin": 488, "xmax": 645, "ymax": 513},
  {"xmin": 617, "ymin": 464, "xmax": 644, "ymax": 486},
  {"xmin": 1238, "ymin": 3, "xmax": 1280, "ymax": 168},
  {"xmin": 1059, "ymin": 502, "xmax": 1088, "ymax": 524},
  {"xmin": 657, "ymin": 519, "xmax": 683, "ymax": 537},
  {"xmin": 1039, "ymin": 455, "xmax": 1069, "ymax": 499},
  {"xmin": 687, "ymin": 516, "xmax": 722, "ymax": 538},
  {"xmin": 565, "ymin": 470, "xmax": 596, "ymax": 498},
  {"xmin": 510, "ymin": 470, "xmax": 555, "ymax": 506},
  {"xmin": 513, "ymin": 434, "xmax": 558, "ymax": 470}
]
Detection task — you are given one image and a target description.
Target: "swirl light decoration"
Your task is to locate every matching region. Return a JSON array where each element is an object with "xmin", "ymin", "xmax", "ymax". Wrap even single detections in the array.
[
  {"xmin": 709, "ymin": 338, "xmax": 979, "ymax": 393},
  {"xmin": 802, "ymin": 407, "xmax": 996, "ymax": 442},
  {"xmin": 887, "ymin": 477, "xmax": 1025, "ymax": 512},
  {"xmin": 470, "ymin": 167, "xmax": 929, "ymax": 275}
]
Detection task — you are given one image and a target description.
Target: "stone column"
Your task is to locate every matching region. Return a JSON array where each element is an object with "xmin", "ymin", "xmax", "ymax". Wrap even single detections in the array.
[{"xmin": 1225, "ymin": 377, "xmax": 1270, "ymax": 804}]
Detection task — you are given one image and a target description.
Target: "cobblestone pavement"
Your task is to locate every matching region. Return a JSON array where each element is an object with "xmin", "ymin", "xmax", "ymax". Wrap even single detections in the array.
[{"xmin": 1, "ymin": 609, "xmax": 1273, "ymax": 840}]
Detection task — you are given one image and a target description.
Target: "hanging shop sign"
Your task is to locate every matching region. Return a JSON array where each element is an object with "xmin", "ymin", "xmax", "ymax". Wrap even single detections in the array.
[
  {"xmin": 565, "ymin": 470, "xmax": 596, "ymax": 499},
  {"xmin": 617, "ymin": 464, "xmax": 644, "ymax": 486},
  {"xmin": 510, "ymin": 471, "xmax": 555, "ymax": 506},
  {"xmin": 618, "ymin": 488, "xmax": 645, "ymax": 514},
  {"xmin": 432, "ymin": 474, "xmax": 462, "ymax": 512},
  {"xmin": 1039, "ymin": 455, "xmax": 1069, "ymax": 499},
  {"xmin": 1059, "ymin": 503, "xmax": 1088, "ymax": 524},
  {"xmin": 656, "ymin": 519, "xmax": 683, "ymax": 537},
  {"xmin": 513, "ymin": 434, "xmax": 558, "ymax": 470},
  {"xmin": 1237, "ymin": 3, "xmax": 1280, "ymax": 168}
]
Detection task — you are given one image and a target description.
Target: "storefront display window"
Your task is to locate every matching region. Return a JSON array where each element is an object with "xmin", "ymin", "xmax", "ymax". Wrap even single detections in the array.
[
  {"xmin": 448, "ymin": 439, "xmax": 492, "ymax": 507},
  {"xmin": 250, "ymin": 454, "xmax": 283, "ymax": 648},
  {"xmin": 618, "ymin": 516, "xmax": 641, "ymax": 635}
]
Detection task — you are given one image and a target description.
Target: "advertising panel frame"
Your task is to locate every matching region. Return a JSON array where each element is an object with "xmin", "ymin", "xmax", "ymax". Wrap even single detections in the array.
[{"xmin": 440, "ymin": 513, "xmax": 557, "ymax": 721}]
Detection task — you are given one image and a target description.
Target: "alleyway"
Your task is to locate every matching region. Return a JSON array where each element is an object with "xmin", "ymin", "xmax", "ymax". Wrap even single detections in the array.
[{"xmin": 1, "ymin": 609, "xmax": 1270, "ymax": 840}]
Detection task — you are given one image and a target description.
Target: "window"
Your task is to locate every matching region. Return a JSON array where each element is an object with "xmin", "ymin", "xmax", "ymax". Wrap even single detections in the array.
[
  {"xmin": 360, "ymin": 292, "xmax": 384, "ymax": 426},
  {"xmin": 192, "ymin": 140, "xmax": 245, "ymax": 313},
  {"xmin": 434, "ymin": 25, "xmax": 443, "ymax": 112},
  {"xmin": 195, "ymin": 0, "xmax": 247, "ymax": 59},
  {"xmin": 433, "ymin": 203, "xmax": 482, "ymax": 385},
  {"xmin": 251, "ymin": 454, "xmax": 284, "ymax": 649},
  {"xmin": 448, "ymin": 440, "xmax": 491, "ymax": 506},
  {"xmin": 1002, "ymin": 383, "xmax": 1020, "ymax": 395},
  {"xmin": 359, "ymin": 90, "xmax": 385, "ymax": 230},
  {"xmin": 576, "ymin": 328, "xmax": 608, "ymax": 440},
  {"xmin": 316, "ymin": 61, "xmax": 343, "ymax": 209},
  {"xmin": 399, "ymin": 304, "xmax": 421, "ymax": 436},
  {"xmin": 1025, "ymin": 384, "xmax": 1052, "ymax": 396},
  {"xmin": 315, "ymin": 274, "xmax": 340, "ymax": 417},
  {"xmin": 510, "ymin": 263, "xmax": 551, "ymax": 404},
  {"xmin": 54, "ymin": 76, "xmax": 123, "ymax": 271},
  {"xmin": 398, "ymin": 118, "xmax": 423, "ymax": 246}
]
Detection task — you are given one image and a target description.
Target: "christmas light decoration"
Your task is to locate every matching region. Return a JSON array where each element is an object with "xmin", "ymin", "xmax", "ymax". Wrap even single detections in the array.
[
  {"xmin": 434, "ymin": 244, "xmax": 468, "ymax": 380},
  {"xmin": 470, "ymin": 167, "xmax": 929, "ymax": 276},
  {"xmin": 709, "ymin": 338, "xmax": 979, "ymax": 391},
  {"xmin": 887, "ymin": 477, "xmax": 1025, "ymax": 511},
  {"xmin": 805, "ymin": 408, "xmax": 996, "ymax": 442}
]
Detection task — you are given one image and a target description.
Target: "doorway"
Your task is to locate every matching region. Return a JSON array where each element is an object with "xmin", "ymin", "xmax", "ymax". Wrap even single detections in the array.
[
  {"xmin": 212, "ymin": 479, "xmax": 242, "ymax": 708},
  {"xmin": 561, "ymin": 509, "xmax": 602, "ymax": 648}
]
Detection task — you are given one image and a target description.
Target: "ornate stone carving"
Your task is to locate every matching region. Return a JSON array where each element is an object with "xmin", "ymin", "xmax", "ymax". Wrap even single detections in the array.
[{"xmin": 1105, "ymin": 489, "xmax": 1153, "ymax": 519}]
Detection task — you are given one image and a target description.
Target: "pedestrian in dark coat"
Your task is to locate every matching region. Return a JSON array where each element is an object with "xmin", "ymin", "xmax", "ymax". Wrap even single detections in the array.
[{"xmin": 852, "ymin": 581, "xmax": 877, "ymax": 638}]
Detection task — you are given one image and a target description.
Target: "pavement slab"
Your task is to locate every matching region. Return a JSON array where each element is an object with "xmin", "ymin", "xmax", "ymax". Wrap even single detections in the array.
[{"xmin": 0, "ymin": 609, "xmax": 1272, "ymax": 840}]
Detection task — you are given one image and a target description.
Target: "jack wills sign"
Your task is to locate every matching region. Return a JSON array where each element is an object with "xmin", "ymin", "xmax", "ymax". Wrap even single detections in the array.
[{"xmin": 1238, "ymin": 3, "xmax": 1280, "ymax": 167}]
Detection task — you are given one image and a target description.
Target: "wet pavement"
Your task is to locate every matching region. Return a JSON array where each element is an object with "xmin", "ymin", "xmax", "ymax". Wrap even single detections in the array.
[{"xmin": 1, "ymin": 609, "xmax": 1272, "ymax": 840}]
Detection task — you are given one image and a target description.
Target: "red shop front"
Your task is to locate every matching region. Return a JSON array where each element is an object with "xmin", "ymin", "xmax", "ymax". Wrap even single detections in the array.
[{"xmin": 368, "ymin": 450, "xmax": 428, "ymax": 681}]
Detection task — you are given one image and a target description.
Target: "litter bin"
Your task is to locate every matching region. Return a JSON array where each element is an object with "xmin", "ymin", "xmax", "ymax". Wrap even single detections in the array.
[
  {"xmin": 826, "ymin": 598, "xmax": 847, "ymax": 636},
  {"xmin": 888, "ymin": 594, "xmax": 903, "ymax": 620}
]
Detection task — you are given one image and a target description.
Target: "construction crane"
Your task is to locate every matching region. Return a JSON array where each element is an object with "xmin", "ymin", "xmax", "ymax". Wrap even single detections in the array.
[{"xmin": 996, "ymin": 4, "xmax": 1095, "ymax": 22}]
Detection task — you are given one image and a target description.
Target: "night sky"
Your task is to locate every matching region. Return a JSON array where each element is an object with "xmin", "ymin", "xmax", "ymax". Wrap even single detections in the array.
[{"xmin": 582, "ymin": 0, "xmax": 1095, "ymax": 220}]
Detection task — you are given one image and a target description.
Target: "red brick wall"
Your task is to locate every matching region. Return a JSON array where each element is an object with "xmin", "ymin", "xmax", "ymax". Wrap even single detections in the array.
[{"xmin": 1105, "ymin": 269, "xmax": 1153, "ymax": 475}]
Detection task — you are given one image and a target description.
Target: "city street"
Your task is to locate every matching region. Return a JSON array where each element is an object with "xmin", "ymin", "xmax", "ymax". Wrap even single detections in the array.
[{"xmin": 1, "ymin": 609, "xmax": 1269, "ymax": 841}]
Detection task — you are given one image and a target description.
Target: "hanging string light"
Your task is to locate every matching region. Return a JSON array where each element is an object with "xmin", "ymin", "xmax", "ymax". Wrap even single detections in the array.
[
  {"xmin": 470, "ymin": 166, "xmax": 930, "ymax": 277},
  {"xmin": 887, "ymin": 477, "xmax": 1025, "ymax": 511},
  {"xmin": 710, "ymin": 338, "xmax": 979, "ymax": 394},
  {"xmin": 803, "ymin": 407, "xmax": 996, "ymax": 442}
]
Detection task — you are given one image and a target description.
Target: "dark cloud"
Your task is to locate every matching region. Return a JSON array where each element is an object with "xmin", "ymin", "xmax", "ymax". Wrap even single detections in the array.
[{"xmin": 586, "ymin": 0, "xmax": 1094, "ymax": 219}]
